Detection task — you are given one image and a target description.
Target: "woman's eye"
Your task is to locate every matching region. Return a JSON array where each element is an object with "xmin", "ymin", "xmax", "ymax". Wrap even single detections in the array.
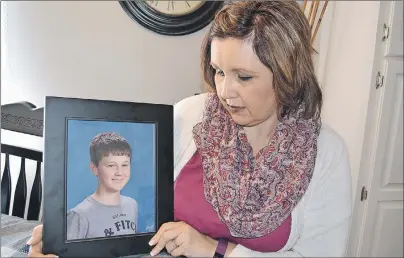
[{"xmin": 238, "ymin": 75, "xmax": 252, "ymax": 81}]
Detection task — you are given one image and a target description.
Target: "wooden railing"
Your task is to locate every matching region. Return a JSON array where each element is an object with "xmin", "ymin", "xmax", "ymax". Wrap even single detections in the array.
[{"xmin": 1, "ymin": 143, "xmax": 43, "ymax": 221}]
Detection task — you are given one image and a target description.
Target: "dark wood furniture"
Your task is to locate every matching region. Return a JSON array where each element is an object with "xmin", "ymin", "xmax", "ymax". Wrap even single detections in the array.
[{"xmin": 1, "ymin": 101, "xmax": 44, "ymax": 221}]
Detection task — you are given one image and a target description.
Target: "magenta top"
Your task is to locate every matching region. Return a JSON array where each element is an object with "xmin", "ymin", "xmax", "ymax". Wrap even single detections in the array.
[{"xmin": 174, "ymin": 151, "xmax": 292, "ymax": 252}]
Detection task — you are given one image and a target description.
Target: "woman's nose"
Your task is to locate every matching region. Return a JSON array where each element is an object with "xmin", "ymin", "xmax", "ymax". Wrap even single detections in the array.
[{"xmin": 220, "ymin": 78, "xmax": 237, "ymax": 100}]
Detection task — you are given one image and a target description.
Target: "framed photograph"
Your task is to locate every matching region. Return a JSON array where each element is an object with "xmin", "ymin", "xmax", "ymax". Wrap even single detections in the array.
[{"xmin": 42, "ymin": 96, "xmax": 173, "ymax": 257}]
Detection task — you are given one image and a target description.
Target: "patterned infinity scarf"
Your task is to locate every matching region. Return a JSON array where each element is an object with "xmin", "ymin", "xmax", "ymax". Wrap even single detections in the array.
[{"xmin": 192, "ymin": 93, "xmax": 322, "ymax": 238}]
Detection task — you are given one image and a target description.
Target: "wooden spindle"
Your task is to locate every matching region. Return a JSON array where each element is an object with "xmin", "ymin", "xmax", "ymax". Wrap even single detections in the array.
[
  {"xmin": 307, "ymin": 1, "xmax": 315, "ymax": 24},
  {"xmin": 310, "ymin": 0, "xmax": 320, "ymax": 30},
  {"xmin": 27, "ymin": 161, "xmax": 42, "ymax": 220},
  {"xmin": 1, "ymin": 144, "xmax": 43, "ymax": 220},
  {"xmin": 1, "ymin": 154, "xmax": 11, "ymax": 215},
  {"xmin": 303, "ymin": 0, "xmax": 308, "ymax": 11},
  {"xmin": 12, "ymin": 157, "xmax": 27, "ymax": 218},
  {"xmin": 311, "ymin": 0, "xmax": 329, "ymax": 44}
]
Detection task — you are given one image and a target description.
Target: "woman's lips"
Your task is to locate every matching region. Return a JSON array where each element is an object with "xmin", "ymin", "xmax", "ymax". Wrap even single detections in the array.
[{"xmin": 227, "ymin": 103, "xmax": 245, "ymax": 112}]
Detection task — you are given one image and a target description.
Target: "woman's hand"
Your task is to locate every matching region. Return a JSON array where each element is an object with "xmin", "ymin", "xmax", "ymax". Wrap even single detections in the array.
[
  {"xmin": 27, "ymin": 225, "xmax": 58, "ymax": 258},
  {"xmin": 148, "ymin": 221, "xmax": 219, "ymax": 257}
]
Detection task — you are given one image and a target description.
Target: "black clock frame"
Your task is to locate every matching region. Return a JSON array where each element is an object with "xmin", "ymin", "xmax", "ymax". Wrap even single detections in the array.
[{"xmin": 119, "ymin": 1, "xmax": 223, "ymax": 36}]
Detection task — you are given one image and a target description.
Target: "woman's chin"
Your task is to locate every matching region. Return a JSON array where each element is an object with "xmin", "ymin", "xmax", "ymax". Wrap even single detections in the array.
[{"xmin": 230, "ymin": 114, "xmax": 261, "ymax": 127}]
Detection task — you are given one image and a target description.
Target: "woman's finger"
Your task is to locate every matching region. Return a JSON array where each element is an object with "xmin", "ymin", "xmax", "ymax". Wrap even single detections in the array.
[
  {"xmin": 28, "ymin": 232, "xmax": 58, "ymax": 258},
  {"xmin": 28, "ymin": 244, "xmax": 58, "ymax": 258},
  {"xmin": 27, "ymin": 225, "xmax": 43, "ymax": 246},
  {"xmin": 165, "ymin": 230, "xmax": 186, "ymax": 254},
  {"xmin": 29, "ymin": 240, "xmax": 44, "ymax": 257},
  {"xmin": 28, "ymin": 252, "xmax": 58, "ymax": 258},
  {"xmin": 164, "ymin": 240, "xmax": 177, "ymax": 254},
  {"xmin": 162, "ymin": 228, "xmax": 182, "ymax": 243},
  {"xmin": 150, "ymin": 227, "xmax": 182, "ymax": 256},
  {"xmin": 149, "ymin": 222, "xmax": 181, "ymax": 246},
  {"xmin": 173, "ymin": 232, "xmax": 185, "ymax": 247},
  {"xmin": 170, "ymin": 245, "xmax": 185, "ymax": 257}
]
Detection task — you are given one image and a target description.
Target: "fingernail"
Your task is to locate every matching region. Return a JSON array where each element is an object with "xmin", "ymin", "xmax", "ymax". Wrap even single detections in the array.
[
  {"xmin": 148, "ymin": 240, "xmax": 154, "ymax": 246},
  {"xmin": 26, "ymin": 238, "xmax": 33, "ymax": 245}
]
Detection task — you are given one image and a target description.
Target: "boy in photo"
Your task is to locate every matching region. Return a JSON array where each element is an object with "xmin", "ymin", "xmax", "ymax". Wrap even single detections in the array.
[{"xmin": 66, "ymin": 132, "xmax": 138, "ymax": 240}]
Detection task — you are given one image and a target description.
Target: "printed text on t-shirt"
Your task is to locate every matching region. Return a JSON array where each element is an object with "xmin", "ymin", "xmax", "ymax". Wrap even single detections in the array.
[{"xmin": 104, "ymin": 213, "xmax": 136, "ymax": 237}]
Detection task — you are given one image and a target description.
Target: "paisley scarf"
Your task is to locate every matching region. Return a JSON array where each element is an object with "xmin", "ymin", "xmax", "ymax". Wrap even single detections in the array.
[{"xmin": 192, "ymin": 93, "xmax": 322, "ymax": 238}]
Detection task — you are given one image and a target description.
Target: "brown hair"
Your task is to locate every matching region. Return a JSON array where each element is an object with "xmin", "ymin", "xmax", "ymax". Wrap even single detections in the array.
[
  {"xmin": 89, "ymin": 132, "xmax": 132, "ymax": 166},
  {"xmin": 201, "ymin": 1, "xmax": 322, "ymax": 120}
]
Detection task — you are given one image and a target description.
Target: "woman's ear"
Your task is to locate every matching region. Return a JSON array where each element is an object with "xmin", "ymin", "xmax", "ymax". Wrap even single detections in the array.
[{"xmin": 89, "ymin": 162, "xmax": 98, "ymax": 176}]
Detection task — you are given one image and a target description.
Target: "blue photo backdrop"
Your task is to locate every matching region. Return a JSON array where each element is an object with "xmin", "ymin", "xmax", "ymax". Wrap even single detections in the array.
[{"xmin": 66, "ymin": 119, "xmax": 156, "ymax": 233}]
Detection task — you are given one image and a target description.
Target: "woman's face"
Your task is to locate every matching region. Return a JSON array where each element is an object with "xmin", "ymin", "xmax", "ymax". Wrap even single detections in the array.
[{"xmin": 210, "ymin": 37, "xmax": 278, "ymax": 127}]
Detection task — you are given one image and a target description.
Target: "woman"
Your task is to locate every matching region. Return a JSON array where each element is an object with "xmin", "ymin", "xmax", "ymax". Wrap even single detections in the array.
[{"xmin": 28, "ymin": 1, "xmax": 352, "ymax": 257}]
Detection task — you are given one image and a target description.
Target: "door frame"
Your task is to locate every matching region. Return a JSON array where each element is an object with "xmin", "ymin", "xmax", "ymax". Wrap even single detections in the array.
[{"xmin": 346, "ymin": 1, "xmax": 402, "ymax": 256}]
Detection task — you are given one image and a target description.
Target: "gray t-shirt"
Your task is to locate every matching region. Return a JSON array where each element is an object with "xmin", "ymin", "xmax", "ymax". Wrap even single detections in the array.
[{"xmin": 66, "ymin": 195, "xmax": 138, "ymax": 240}]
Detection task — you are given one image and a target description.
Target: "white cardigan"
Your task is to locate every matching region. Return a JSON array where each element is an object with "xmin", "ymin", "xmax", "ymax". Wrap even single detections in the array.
[{"xmin": 173, "ymin": 93, "xmax": 353, "ymax": 257}]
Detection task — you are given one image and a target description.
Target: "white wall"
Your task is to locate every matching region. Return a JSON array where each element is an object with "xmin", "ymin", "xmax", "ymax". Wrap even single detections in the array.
[
  {"xmin": 1, "ymin": 0, "xmax": 208, "ymax": 164},
  {"xmin": 0, "ymin": 0, "xmax": 207, "ymax": 217},
  {"xmin": 321, "ymin": 1, "xmax": 381, "ymax": 196},
  {"xmin": 1, "ymin": 1, "xmax": 205, "ymax": 108}
]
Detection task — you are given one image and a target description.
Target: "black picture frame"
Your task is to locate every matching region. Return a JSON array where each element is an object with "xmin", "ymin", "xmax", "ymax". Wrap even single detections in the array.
[
  {"xmin": 119, "ymin": 1, "xmax": 223, "ymax": 36},
  {"xmin": 42, "ymin": 96, "xmax": 174, "ymax": 258}
]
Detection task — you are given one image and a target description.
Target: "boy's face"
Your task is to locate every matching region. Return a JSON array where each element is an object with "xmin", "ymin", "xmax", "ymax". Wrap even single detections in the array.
[{"xmin": 90, "ymin": 154, "xmax": 131, "ymax": 193}]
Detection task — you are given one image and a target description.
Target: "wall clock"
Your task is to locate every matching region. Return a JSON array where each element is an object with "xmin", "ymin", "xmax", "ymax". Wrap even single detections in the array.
[{"xmin": 120, "ymin": 1, "xmax": 223, "ymax": 36}]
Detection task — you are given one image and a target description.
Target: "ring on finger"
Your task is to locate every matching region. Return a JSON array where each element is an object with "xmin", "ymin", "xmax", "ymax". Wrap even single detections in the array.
[
  {"xmin": 167, "ymin": 240, "xmax": 178, "ymax": 252},
  {"xmin": 171, "ymin": 241, "xmax": 178, "ymax": 249}
]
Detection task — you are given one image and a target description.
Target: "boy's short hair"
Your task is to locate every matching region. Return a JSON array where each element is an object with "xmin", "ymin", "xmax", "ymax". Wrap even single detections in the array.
[{"xmin": 89, "ymin": 132, "xmax": 132, "ymax": 166}]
